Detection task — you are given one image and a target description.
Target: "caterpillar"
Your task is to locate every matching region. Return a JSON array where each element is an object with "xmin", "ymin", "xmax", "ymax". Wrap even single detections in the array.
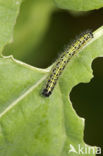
[{"xmin": 42, "ymin": 31, "xmax": 93, "ymax": 97}]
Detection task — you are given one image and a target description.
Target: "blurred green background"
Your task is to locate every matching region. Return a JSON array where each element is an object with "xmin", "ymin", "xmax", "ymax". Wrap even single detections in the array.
[{"xmin": 3, "ymin": 0, "xmax": 103, "ymax": 152}]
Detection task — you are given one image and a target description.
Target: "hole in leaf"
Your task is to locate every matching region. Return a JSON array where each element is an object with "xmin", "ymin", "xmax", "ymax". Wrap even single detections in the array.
[
  {"xmin": 70, "ymin": 57, "xmax": 103, "ymax": 150},
  {"xmin": 3, "ymin": 6, "xmax": 103, "ymax": 68}
]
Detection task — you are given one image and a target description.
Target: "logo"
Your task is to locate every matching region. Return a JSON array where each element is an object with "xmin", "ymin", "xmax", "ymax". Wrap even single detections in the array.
[{"xmin": 68, "ymin": 144, "xmax": 101, "ymax": 155}]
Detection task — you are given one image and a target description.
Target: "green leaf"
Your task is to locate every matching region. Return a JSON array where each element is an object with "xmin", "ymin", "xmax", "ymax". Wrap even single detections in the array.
[
  {"xmin": 0, "ymin": 0, "xmax": 22, "ymax": 53},
  {"xmin": 54, "ymin": 0, "xmax": 103, "ymax": 11},
  {"xmin": 3, "ymin": 0, "xmax": 55, "ymax": 61},
  {"xmin": 0, "ymin": 26, "xmax": 103, "ymax": 156}
]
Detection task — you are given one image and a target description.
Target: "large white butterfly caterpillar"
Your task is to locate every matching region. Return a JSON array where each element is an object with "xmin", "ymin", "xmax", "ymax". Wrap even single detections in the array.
[{"xmin": 42, "ymin": 31, "xmax": 93, "ymax": 97}]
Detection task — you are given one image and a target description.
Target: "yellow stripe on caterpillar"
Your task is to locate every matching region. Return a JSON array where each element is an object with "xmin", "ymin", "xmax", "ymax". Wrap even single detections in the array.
[{"xmin": 42, "ymin": 31, "xmax": 93, "ymax": 97}]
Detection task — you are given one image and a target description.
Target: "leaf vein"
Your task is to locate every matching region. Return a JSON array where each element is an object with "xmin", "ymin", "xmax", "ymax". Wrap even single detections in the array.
[{"xmin": 0, "ymin": 75, "xmax": 46, "ymax": 118}]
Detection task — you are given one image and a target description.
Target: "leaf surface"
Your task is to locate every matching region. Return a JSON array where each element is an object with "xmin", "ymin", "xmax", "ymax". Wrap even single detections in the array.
[
  {"xmin": 54, "ymin": 0, "xmax": 103, "ymax": 11},
  {"xmin": 0, "ymin": 0, "xmax": 22, "ymax": 53},
  {"xmin": 0, "ymin": 27, "xmax": 103, "ymax": 156},
  {"xmin": 0, "ymin": 0, "xmax": 102, "ymax": 155}
]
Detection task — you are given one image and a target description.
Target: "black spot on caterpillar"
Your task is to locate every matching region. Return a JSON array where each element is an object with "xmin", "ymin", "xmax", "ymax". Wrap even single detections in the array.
[{"xmin": 42, "ymin": 31, "xmax": 93, "ymax": 97}]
